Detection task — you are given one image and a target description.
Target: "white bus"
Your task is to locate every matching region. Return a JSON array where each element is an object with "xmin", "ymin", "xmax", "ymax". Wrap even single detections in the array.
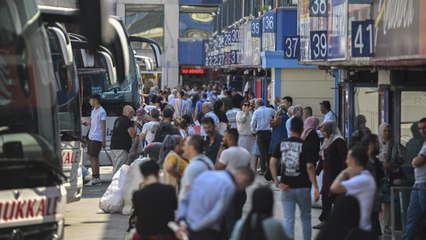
[{"xmin": 0, "ymin": 1, "xmax": 66, "ymax": 238}]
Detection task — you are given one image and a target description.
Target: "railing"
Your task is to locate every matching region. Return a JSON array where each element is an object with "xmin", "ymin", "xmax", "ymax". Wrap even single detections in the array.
[{"xmin": 390, "ymin": 186, "xmax": 426, "ymax": 240}]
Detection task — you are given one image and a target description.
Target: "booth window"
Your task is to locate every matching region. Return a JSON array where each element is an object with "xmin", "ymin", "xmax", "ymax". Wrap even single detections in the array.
[
  {"xmin": 354, "ymin": 87, "xmax": 379, "ymax": 135},
  {"xmin": 400, "ymin": 91, "xmax": 426, "ymax": 146}
]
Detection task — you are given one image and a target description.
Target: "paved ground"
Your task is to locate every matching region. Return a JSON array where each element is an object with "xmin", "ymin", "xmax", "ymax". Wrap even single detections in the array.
[
  {"xmin": 64, "ymin": 167, "xmax": 399, "ymax": 240},
  {"xmin": 64, "ymin": 167, "xmax": 128, "ymax": 240}
]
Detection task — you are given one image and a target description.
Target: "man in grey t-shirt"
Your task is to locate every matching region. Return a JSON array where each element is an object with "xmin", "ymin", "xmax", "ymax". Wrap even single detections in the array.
[
  {"xmin": 215, "ymin": 128, "xmax": 252, "ymax": 237},
  {"xmin": 403, "ymin": 118, "xmax": 426, "ymax": 240},
  {"xmin": 179, "ymin": 135, "xmax": 214, "ymax": 200}
]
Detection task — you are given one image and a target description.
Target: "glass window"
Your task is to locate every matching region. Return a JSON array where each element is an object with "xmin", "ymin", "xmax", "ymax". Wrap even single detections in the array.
[
  {"xmin": 354, "ymin": 87, "xmax": 379, "ymax": 135},
  {"xmin": 400, "ymin": 91, "xmax": 426, "ymax": 146},
  {"xmin": 180, "ymin": 6, "xmax": 216, "ymax": 39},
  {"xmin": 125, "ymin": 4, "xmax": 164, "ymax": 50}
]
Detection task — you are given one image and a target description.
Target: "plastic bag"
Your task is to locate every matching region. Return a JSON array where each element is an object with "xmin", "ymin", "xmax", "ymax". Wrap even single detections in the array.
[
  {"xmin": 122, "ymin": 156, "xmax": 150, "ymax": 215},
  {"xmin": 99, "ymin": 165, "xmax": 129, "ymax": 213}
]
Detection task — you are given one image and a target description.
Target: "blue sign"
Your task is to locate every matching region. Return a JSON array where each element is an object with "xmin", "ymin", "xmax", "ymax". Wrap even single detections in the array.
[
  {"xmin": 230, "ymin": 50, "xmax": 238, "ymax": 64},
  {"xmin": 328, "ymin": 0, "xmax": 347, "ymax": 60},
  {"xmin": 251, "ymin": 20, "xmax": 262, "ymax": 37},
  {"xmin": 218, "ymin": 54, "xmax": 225, "ymax": 66},
  {"xmin": 263, "ymin": 12, "xmax": 276, "ymax": 33},
  {"xmin": 310, "ymin": 31, "xmax": 328, "ymax": 60},
  {"xmin": 230, "ymin": 28, "xmax": 239, "ymax": 43},
  {"xmin": 348, "ymin": 0, "xmax": 372, "ymax": 3},
  {"xmin": 283, "ymin": 36, "xmax": 300, "ymax": 59},
  {"xmin": 224, "ymin": 33, "xmax": 231, "ymax": 46},
  {"xmin": 310, "ymin": 0, "xmax": 328, "ymax": 17},
  {"xmin": 351, "ymin": 20, "xmax": 373, "ymax": 57}
]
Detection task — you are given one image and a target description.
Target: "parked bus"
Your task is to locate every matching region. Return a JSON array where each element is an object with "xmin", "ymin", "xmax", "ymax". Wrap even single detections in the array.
[
  {"xmin": 44, "ymin": 21, "xmax": 84, "ymax": 204},
  {"xmin": 78, "ymin": 18, "xmax": 162, "ymax": 166},
  {"xmin": 0, "ymin": 1, "xmax": 66, "ymax": 238}
]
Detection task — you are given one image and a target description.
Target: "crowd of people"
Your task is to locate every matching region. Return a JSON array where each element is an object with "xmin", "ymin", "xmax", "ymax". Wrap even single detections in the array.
[{"xmin": 82, "ymin": 83, "xmax": 426, "ymax": 240}]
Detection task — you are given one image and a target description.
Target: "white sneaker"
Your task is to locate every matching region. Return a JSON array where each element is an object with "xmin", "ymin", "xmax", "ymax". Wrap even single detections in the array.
[{"xmin": 85, "ymin": 178, "xmax": 102, "ymax": 186}]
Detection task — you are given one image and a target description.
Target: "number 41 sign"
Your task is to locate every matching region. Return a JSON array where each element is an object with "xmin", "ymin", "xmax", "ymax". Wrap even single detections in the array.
[{"xmin": 351, "ymin": 20, "xmax": 373, "ymax": 57}]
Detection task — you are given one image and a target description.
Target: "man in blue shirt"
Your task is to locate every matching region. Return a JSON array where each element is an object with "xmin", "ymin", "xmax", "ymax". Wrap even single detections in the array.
[
  {"xmin": 194, "ymin": 93, "xmax": 207, "ymax": 122},
  {"xmin": 176, "ymin": 167, "xmax": 255, "ymax": 240},
  {"xmin": 250, "ymin": 98, "xmax": 276, "ymax": 174}
]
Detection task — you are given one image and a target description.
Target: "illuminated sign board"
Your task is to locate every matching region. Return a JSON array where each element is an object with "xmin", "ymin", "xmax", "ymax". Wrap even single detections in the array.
[{"xmin": 181, "ymin": 67, "xmax": 205, "ymax": 75}]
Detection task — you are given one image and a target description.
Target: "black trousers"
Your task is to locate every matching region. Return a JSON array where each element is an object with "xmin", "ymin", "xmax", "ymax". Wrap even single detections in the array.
[
  {"xmin": 319, "ymin": 194, "xmax": 336, "ymax": 222},
  {"xmin": 256, "ymin": 130, "xmax": 271, "ymax": 172},
  {"xmin": 190, "ymin": 229, "xmax": 223, "ymax": 240},
  {"xmin": 224, "ymin": 190, "xmax": 247, "ymax": 237}
]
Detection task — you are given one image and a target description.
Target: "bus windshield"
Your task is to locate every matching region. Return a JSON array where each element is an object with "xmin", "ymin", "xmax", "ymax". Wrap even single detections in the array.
[
  {"xmin": 0, "ymin": 0, "xmax": 63, "ymax": 187},
  {"xmin": 73, "ymin": 41, "xmax": 140, "ymax": 117},
  {"xmin": 47, "ymin": 26, "xmax": 81, "ymax": 140}
]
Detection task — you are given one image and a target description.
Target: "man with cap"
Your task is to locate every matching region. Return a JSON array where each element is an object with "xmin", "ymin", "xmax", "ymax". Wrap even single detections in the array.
[{"xmin": 82, "ymin": 94, "xmax": 107, "ymax": 186}]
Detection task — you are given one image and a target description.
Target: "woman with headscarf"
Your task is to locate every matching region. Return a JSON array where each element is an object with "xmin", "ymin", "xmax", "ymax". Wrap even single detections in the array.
[
  {"xmin": 302, "ymin": 116, "xmax": 321, "ymax": 165},
  {"xmin": 316, "ymin": 195, "xmax": 375, "ymax": 240},
  {"xmin": 230, "ymin": 187, "xmax": 290, "ymax": 240},
  {"xmin": 159, "ymin": 135, "xmax": 188, "ymax": 193},
  {"xmin": 378, "ymin": 122, "xmax": 404, "ymax": 234},
  {"xmin": 314, "ymin": 121, "xmax": 347, "ymax": 229}
]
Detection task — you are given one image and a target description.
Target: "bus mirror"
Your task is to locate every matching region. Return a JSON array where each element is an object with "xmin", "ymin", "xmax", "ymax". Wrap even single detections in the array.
[
  {"xmin": 77, "ymin": 0, "xmax": 114, "ymax": 51},
  {"xmin": 108, "ymin": 18, "xmax": 130, "ymax": 83},
  {"xmin": 48, "ymin": 26, "xmax": 73, "ymax": 66},
  {"xmin": 129, "ymin": 36, "xmax": 162, "ymax": 68},
  {"xmin": 99, "ymin": 51, "xmax": 117, "ymax": 84}
]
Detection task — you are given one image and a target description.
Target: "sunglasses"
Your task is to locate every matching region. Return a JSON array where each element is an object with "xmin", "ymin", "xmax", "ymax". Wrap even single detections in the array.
[{"xmin": 243, "ymin": 104, "xmax": 250, "ymax": 106}]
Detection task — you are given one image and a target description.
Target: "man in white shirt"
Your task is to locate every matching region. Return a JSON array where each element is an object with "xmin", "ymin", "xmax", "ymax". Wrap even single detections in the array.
[
  {"xmin": 403, "ymin": 118, "xmax": 426, "ymax": 240},
  {"xmin": 215, "ymin": 128, "xmax": 252, "ymax": 236},
  {"xmin": 286, "ymin": 105, "xmax": 303, "ymax": 138},
  {"xmin": 320, "ymin": 100, "xmax": 337, "ymax": 124},
  {"xmin": 216, "ymin": 128, "xmax": 252, "ymax": 170},
  {"xmin": 331, "ymin": 146, "xmax": 376, "ymax": 231},
  {"xmin": 250, "ymin": 98, "xmax": 276, "ymax": 174},
  {"xmin": 82, "ymin": 94, "xmax": 106, "ymax": 185},
  {"xmin": 140, "ymin": 108, "xmax": 160, "ymax": 145}
]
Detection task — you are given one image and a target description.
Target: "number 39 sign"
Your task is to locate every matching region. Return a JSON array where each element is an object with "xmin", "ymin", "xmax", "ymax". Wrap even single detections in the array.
[{"xmin": 310, "ymin": 31, "xmax": 327, "ymax": 60}]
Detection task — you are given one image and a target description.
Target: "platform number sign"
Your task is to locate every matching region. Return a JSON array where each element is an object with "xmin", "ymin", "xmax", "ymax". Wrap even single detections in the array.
[
  {"xmin": 351, "ymin": 20, "xmax": 373, "ymax": 57},
  {"xmin": 251, "ymin": 20, "xmax": 262, "ymax": 37},
  {"xmin": 284, "ymin": 36, "xmax": 300, "ymax": 59},
  {"xmin": 310, "ymin": 0, "xmax": 328, "ymax": 17},
  {"xmin": 263, "ymin": 12, "xmax": 276, "ymax": 33},
  {"xmin": 230, "ymin": 50, "xmax": 238, "ymax": 64},
  {"xmin": 310, "ymin": 31, "xmax": 328, "ymax": 60},
  {"xmin": 224, "ymin": 33, "xmax": 231, "ymax": 46},
  {"xmin": 231, "ymin": 28, "xmax": 239, "ymax": 43},
  {"xmin": 218, "ymin": 54, "xmax": 225, "ymax": 66}
]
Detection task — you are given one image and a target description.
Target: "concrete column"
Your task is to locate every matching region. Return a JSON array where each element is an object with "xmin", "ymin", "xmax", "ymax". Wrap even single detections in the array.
[{"xmin": 162, "ymin": 1, "xmax": 179, "ymax": 88}]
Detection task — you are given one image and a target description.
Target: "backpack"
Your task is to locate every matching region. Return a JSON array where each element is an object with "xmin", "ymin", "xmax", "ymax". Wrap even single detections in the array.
[{"xmin": 153, "ymin": 122, "xmax": 180, "ymax": 142}]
